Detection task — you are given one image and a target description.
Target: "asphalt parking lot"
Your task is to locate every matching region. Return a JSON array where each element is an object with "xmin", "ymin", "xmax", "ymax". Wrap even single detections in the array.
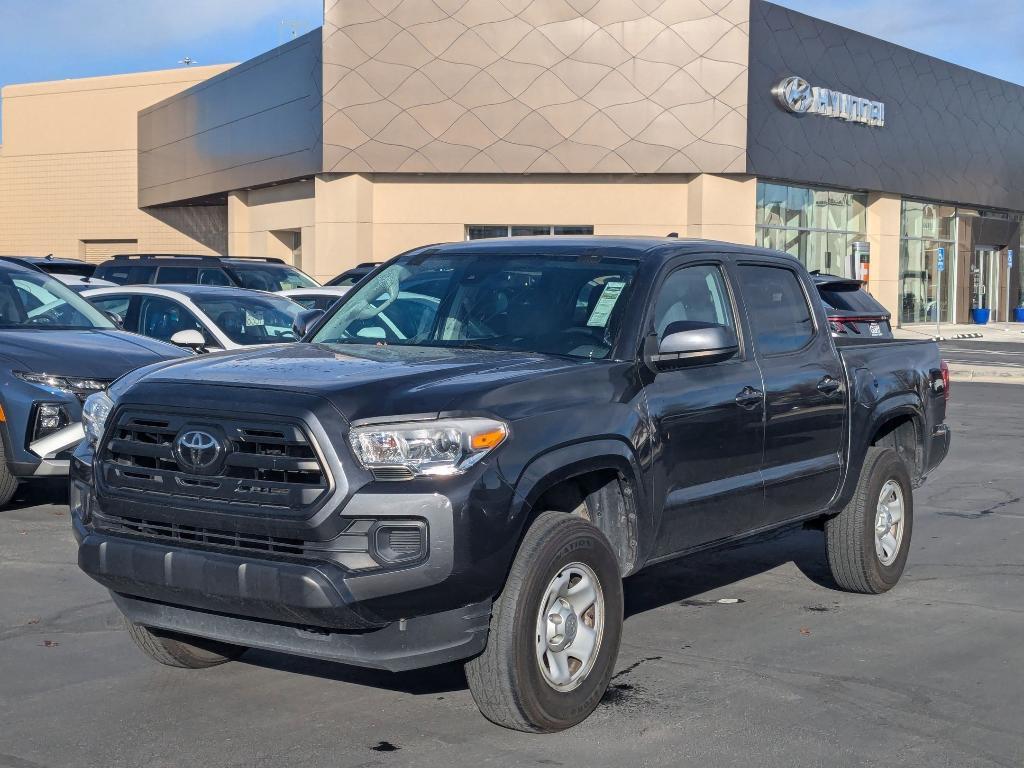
[
  {"xmin": 940, "ymin": 340, "xmax": 1024, "ymax": 370},
  {"xmin": 1, "ymin": 382, "xmax": 1021, "ymax": 768}
]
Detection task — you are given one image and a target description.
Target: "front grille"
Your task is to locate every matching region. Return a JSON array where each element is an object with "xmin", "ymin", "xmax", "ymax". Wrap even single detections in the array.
[
  {"xmin": 100, "ymin": 410, "xmax": 331, "ymax": 512},
  {"xmin": 92, "ymin": 510, "xmax": 308, "ymax": 556}
]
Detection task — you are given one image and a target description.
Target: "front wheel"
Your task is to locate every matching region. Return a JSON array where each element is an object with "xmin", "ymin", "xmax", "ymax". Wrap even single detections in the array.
[
  {"xmin": 126, "ymin": 621, "xmax": 246, "ymax": 669},
  {"xmin": 0, "ymin": 442, "xmax": 19, "ymax": 508},
  {"xmin": 465, "ymin": 512, "xmax": 624, "ymax": 732},
  {"xmin": 825, "ymin": 447, "xmax": 914, "ymax": 594}
]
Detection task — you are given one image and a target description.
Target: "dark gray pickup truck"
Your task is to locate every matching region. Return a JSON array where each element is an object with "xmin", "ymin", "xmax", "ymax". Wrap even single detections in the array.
[{"xmin": 71, "ymin": 237, "xmax": 950, "ymax": 732}]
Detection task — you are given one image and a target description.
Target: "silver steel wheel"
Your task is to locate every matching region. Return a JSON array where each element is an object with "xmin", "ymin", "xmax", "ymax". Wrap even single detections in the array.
[
  {"xmin": 534, "ymin": 562, "xmax": 605, "ymax": 692},
  {"xmin": 874, "ymin": 479, "xmax": 906, "ymax": 566}
]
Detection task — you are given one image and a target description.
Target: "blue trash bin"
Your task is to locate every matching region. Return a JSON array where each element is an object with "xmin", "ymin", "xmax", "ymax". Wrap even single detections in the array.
[{"xmin": 971, "ymin": 308, "xmax": 991, "ymax": 325}]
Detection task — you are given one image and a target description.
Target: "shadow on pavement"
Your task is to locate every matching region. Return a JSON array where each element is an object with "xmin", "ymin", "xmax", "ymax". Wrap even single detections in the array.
[
  {"xmin": 4, "ymin": 478, "xmax": 68, "ymax": 511},
  {"xmin": 238, "ymin": 524, "xmax": 837, "ymax": 695}
]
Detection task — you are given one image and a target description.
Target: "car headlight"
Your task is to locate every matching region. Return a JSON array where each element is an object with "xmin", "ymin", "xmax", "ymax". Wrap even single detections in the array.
[
  {"xmin": 349, "ymin": 417, "xmax": 507, "ymax": 477},
  {"xmin": 82, "ymin": 391, "xmax": 115, "ymax": 447},
  {"xmin": 14, "ymin": 371, "xmax": 108, "ymax": 396}
]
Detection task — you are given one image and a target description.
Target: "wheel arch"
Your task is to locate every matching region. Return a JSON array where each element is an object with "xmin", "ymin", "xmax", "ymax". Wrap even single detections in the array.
[{"xmin": 510, "ymin": 439, "xmax": 648, "ymax": 577}]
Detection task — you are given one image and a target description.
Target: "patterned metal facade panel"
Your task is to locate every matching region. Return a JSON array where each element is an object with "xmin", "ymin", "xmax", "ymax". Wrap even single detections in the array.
[
  {"xmin": 747, "ymin": 1, "xmax": 1024, "ymax": 211},
  {"xmin": 321, "ymin": 0, "xmax": 750, "ymax": 174}
]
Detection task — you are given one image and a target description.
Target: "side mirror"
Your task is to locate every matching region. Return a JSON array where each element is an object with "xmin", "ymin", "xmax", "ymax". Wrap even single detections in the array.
[
  {"xmin": 170, "ymin": 329, "xmax": 208, "ymax": 352},
  {"xmin": 293, "ymin": 308, "xmax": 324, "ymax": 338},
  {"xmin": 650, "ymin": 323, "xmax": 739, "ymax": 368},
  {"xmin": 102, "ymin": 311, "xmax": 123, "ymax": 328}
]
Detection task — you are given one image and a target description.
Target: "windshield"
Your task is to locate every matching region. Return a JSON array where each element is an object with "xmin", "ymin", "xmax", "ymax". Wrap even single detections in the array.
[
  {"xmin": 311, "ymin": 252, "xmax": 640, "ymax": 359},
  {"xmin": 0, "ymin": 269, "xmax": 115, "ymax": 330},
  {"xmin": 193, "ymin": 295, "xmax": 302, "ymax": 346},
  {"xmin": 226, "ymin": 264, "xmax": 318, "ymax": 291}
]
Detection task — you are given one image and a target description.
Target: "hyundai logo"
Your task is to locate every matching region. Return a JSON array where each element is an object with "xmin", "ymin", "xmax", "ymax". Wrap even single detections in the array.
[
  {"xmin": 773, "ymin": 76, "xmax": 813, "ymax": 113},
  {"xmin": 174, "ymin": 429, "xmax": 223, "ymax": 474},
  {"xmin": 772, "ymin": 75, "xmax": 886, "ymax": 128}
]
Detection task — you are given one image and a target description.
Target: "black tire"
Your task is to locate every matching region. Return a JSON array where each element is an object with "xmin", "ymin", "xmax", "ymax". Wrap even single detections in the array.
[
  {"xmin": 0, "ymin": 442, "xmax": 18, "ymax": 508},
  {"xmin": 825, "ymin": 446, "xmax": 914, "ymax": 594},
  {"xmin": 125, "ymin": 621, "xmax": 246, "ymax": 669},
  {"xmin": 465, "ymin": 512, "xmax": 624, "ymax": 733}
]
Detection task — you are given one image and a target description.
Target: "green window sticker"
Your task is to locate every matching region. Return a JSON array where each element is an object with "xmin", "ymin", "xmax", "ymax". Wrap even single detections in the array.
[{"xmin": 586, "ymin": 281, "xmax": 626, "ymax": 327}]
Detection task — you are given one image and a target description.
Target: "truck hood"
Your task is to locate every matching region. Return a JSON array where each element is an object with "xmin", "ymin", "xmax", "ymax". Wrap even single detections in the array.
[
  {"xmin": 136, "ymin": 343, "xmax": 607, "ymax": 423},
  {"xmin": 0, "ymin": 329, "xmax": 186, "ymax": 378}
]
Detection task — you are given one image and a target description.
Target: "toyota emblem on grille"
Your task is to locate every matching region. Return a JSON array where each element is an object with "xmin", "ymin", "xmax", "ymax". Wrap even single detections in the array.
[{"xmin": 174, "ymin": 429, "xmax": 223, "ymax": 474}]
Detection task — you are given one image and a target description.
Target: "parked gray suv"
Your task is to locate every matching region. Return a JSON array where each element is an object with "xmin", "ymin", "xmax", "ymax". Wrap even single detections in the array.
[{"xmin": 0, "ymin": 260, "xmax": 186, "ymax": 507}]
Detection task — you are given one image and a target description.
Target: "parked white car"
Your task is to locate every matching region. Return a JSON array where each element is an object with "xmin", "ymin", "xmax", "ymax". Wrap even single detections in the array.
[
  {"xmin": 278, "ymin": 286, "xmax": 350, "ymax": 313},
  {"xmin": 82, "ymin": 285, "xmax": 303, "ymax": 351}
]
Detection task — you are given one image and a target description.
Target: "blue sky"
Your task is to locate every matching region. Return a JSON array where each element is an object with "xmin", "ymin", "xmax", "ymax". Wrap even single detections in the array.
[{"xmin": 0, "ymin": 1, "xmax": 1020, "ymax": 137}]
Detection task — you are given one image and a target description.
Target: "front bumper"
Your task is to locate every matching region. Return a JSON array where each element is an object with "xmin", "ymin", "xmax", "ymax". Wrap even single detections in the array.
[
  {"xmin": 112, "ymin": 592, "xmax": 491, "ymax": 673},
  {"xmin": 72, "ymin": 462, "xmax": 501, "ymax": 670}
]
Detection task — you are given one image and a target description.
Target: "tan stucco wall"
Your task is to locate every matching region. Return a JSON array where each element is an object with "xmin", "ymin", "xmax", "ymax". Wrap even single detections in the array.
[
  {"xmin": 225, "ymin": 172, "xmax": 761, "ymax": 282},
  {"xmin": 0, "ymin": 66, "xmax": 233, "ymax": 258},
  {"xmin": 322, "ymin": 0, "xmax": 749, "ymax": 175},
  {"xmin": 228, "ymin": 181, "xmax": 316, "ymax": 267}
]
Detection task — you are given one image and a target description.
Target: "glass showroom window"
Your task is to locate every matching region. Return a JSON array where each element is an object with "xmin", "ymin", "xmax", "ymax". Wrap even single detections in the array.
[
  {"xmin": 756, "ymin": 181, "xmax": 867, "ymax": 277},
  {"xmin": 466, "ymin": 225, "xmax": 593, "ymax": 240},
  {"xmin": 899, "ymin": 200, "xmax": 956, "ymax": 324}
]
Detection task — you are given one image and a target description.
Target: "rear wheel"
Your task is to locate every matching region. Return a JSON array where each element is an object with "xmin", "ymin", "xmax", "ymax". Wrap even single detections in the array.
[
  {"xmin": 825, "ymin": 447, "xmax": 914, "ymax": 594},
  {"xmin": 0, "ymin": 442, "xmax": 19, "ymax": 508},
  {"xmin": 465, "ymin": 512, "xmax": 624, "ymax": 732},
  {"xmin": 125, "ymin": 621, "xmax": 246, "ymax": 669}
]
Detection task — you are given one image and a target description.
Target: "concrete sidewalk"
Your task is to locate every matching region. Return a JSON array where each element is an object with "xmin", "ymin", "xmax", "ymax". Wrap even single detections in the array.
[{"xmin": 895, "ymin": 322, "xmax": 1024, "ymax": 342}]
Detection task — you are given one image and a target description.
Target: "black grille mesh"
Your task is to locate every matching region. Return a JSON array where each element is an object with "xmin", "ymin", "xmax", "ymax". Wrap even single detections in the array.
[{"xmin": 100, "ymin": 411, "xmax": 330, "ymax": 511}]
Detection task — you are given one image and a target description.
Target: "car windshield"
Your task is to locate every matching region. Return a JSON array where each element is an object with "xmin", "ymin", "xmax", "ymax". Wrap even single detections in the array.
[
  {"xmin": 312, "ymin": 252, "xmax": 640, "ymax": 359},
  {"xmin": 225, "ymin": 264, "xmax": 318, "ymax": 291},
  {"xmin": 192, "ymin": 295, "xmax": 302, "ymax": 346},
  {"xmin": 0, "ymin": 269, "xmax": 115, "ymax": 330}
]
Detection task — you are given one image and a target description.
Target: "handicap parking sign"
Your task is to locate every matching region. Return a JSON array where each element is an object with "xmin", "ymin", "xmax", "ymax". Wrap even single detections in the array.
[
  {"xmin": 1010, "ymin": 250, "xmax": 1015, "ymax": 269},
  {"xmin": 937, "ymin": 247, "xmax": 945, "ymax": 272}
]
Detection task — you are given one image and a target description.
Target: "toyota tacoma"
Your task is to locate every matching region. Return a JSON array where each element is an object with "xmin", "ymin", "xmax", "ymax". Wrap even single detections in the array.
[{"xmin": 71, "ymin": 237, "xmax": 950, "ymax": 731}]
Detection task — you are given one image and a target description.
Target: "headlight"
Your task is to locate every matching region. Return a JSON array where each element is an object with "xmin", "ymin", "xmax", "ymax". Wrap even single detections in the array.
[
  {"xmin": 82, "ymin": 391, "xmax": 115, "ymax": 447},
  {"xmin": 14, "ymin": 371, "xmax": 108, "ymax": 396},
  {"xmin": 349, "ymin": 417, "xmax": 507, "ymax": 477}
]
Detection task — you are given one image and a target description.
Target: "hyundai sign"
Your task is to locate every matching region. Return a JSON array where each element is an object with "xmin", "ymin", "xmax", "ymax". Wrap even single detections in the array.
[{"xmin": 773, "ymin": 76, "xmax": 886, "ymax": 128}]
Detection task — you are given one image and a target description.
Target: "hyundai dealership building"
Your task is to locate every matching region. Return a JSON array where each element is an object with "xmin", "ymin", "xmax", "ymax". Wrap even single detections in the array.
[{"xmin": 1, "ymin": 0, "xmax": 1022, "ymax": 326}]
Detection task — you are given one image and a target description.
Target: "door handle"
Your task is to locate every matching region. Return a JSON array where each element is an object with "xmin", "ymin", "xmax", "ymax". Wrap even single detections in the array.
[
  {"xmin": 735, "ymin": 386, "xmax": 764, "ymax": 409},
  {"xmin": 817, "ymin": 376, "xmax": 842, "ymax": 394}
]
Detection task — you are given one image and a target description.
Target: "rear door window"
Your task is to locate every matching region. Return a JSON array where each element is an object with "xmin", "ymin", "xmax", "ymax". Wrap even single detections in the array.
[
  {"xmin": 98, "ymin": 265, "xmax": 156, "ymax": 285},
  {"xmin": 156, "ymin": 266, "xmax": 199, "ymax": 284},
  {"xmin": 737, "ymin": 265, "xmax": 815, "ymax": 355}
]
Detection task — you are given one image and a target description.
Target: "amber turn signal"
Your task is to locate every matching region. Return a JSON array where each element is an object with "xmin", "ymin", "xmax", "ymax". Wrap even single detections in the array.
[{"xmin": 470, "ymin": 427, "xmax": 506, "ymax": 451}]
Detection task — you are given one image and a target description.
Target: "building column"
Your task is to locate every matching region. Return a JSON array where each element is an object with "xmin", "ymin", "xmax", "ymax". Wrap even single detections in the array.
[
  {"xmin": 227, "ymin": 191, "xmax": 250, "ymax": 257},
  {"xmin": 864, "ymin": 193, "xmax": 902, "ymax": 322},
  {"xmin": 685, "ymin": 174, "xmax": 757, "ymax": 245},
  {"xmin": 312, "ymin": 173, "xmax": 374, "ymax": 282}
]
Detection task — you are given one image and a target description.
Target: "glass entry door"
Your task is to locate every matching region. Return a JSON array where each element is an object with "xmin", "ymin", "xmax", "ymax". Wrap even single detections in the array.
[{"xmin": 971, "ymin": 248, "xmax": 999, "ymax": 315}]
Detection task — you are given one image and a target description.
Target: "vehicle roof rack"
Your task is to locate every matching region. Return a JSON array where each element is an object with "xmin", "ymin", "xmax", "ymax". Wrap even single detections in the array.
[{"xmin": 110, "ymin": 253, "xmax": 286, "ymax": 264}]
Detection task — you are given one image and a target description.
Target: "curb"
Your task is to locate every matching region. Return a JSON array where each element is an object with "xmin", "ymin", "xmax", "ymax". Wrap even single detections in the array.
[
  {"xmin": 946, "ymin": 363, "xmax": 1024, "ymax": 384},
  {"xmin": 894, "ymin": 332, "xmax": 984, "ymax": 342}
]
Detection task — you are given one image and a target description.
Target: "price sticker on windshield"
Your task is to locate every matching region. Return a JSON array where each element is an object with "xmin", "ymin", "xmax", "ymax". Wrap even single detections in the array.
[{"xmin": 586, "ymin": 282, "xmax": 626, "ymax": 327}]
